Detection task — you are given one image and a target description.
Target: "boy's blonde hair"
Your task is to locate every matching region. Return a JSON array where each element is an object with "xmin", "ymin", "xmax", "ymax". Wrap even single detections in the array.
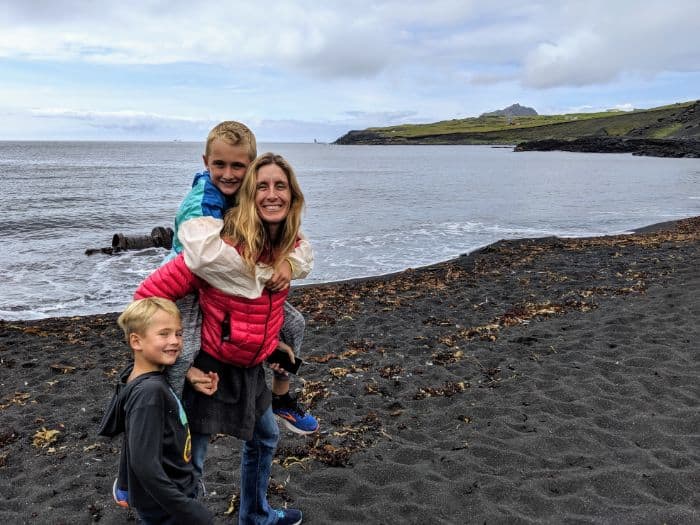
[
  {"xmin": 117, "ymin": 297, "xmax": 181, "ymax": 346},
  {"xmin": 205, "ymin": 121, "xmax": 257, "ymax": 162},
  {"xmin": 222, "ymin": 152, "xmax": 305, "ymax": 270}
]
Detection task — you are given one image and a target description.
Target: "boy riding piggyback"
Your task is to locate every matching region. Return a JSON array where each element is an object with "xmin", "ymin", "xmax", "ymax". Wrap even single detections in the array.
[{"xmin": 167, "ymin": 121, "xmax": 318, "ymax": 435}]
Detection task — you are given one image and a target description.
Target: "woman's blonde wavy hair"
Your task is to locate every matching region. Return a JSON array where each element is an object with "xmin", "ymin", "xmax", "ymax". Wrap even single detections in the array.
[{"xmin": 221, "ymin": 152, "xmax": 305, "ymax": 270}]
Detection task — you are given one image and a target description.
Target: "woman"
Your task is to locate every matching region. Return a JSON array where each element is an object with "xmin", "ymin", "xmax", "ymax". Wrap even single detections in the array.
[{"xmin": 135, "ymin": 152, "xmax": 306, "ymax": 525}]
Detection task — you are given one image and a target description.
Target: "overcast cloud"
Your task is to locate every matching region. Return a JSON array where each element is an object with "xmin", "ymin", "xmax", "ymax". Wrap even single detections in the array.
[{"xmin": 1, "ymin": 0, "xmax": 698, "ymax": 141}]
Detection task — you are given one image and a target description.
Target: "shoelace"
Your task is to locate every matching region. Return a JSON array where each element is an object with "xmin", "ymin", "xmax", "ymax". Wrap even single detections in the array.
[{"xmin": 288, "ymin": 400, "xmax": 306, "ymax": 417}]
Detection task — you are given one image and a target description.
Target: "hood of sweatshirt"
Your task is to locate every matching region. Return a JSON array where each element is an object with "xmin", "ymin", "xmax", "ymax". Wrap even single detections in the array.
[{"xmin": 98, "ymin": 363, "xmax": 153, "ymax": 437}]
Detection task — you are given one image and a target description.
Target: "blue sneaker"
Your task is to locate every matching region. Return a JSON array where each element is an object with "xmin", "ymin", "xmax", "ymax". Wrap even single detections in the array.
[
  {"xmin": 272, "ymin": 393, "xmax": 319, "ymax": 435},
  {"xmin": 112, "ymin": 478, "xmax": 129, "ymax": 508},
  {"xmin": 274, "ymin": 508, "xmax": 302, "ymax": 525}
]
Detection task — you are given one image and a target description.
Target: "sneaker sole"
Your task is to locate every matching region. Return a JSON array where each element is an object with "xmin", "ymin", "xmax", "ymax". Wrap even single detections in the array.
[
  {"xmin": 112, "ymin": 478, "xmax": 129, "ymax": 509},
  {"xmin": 276, "ymin": 414, "xmax": 319, "ymax": 435}
]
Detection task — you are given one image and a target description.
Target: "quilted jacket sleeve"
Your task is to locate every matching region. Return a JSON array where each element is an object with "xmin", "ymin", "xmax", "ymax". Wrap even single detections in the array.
[{"xmin": 134, "ymin": 254, "xmax": 197, "ymax": 302}]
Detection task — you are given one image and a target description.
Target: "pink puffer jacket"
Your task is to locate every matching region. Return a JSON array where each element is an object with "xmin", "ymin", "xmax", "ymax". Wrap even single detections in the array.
[{"xmin": 135, "ymin": 254, "xmax": 288, "ymax": 367}]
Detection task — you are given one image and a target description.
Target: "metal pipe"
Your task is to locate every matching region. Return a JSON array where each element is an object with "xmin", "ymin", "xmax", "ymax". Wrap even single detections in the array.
[{"xmin": 85, "ymin": 226, "xmax": 174, "ymax": 256}]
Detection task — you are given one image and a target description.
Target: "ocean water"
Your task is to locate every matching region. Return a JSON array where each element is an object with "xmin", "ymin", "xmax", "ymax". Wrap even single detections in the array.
[{"xmin": 1, "ymin": 141, "xmax": 698, "ymax": 320}]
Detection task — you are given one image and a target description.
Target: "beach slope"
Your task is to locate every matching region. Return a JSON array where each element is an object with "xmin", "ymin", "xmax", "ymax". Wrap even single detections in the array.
[{"xmin": 1, "ymin": 217, "xmax": 698, "ymax": 524}]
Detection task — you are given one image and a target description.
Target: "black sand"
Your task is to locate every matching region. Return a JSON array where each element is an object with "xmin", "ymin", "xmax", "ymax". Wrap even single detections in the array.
[{"xmin": 1, "ymin": 217, "xmax": 699, "ymax": 524}]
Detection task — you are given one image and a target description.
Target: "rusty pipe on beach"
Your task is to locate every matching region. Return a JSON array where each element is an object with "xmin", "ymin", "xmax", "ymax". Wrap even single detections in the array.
[{"xmin": 85, "ymin": 226, "xmax": 174, "ymax": 255}]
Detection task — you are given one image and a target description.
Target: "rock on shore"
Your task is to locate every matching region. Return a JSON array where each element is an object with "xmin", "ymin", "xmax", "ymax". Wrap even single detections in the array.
[{"xmin": 514, "ymin": 137, "xmax": 700, "ymax": 158}]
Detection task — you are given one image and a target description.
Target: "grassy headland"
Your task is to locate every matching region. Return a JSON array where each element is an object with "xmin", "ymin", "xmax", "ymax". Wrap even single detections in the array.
[{"xmin": 334, "ymin": 100, "xmax": 700, "ymax": 148}]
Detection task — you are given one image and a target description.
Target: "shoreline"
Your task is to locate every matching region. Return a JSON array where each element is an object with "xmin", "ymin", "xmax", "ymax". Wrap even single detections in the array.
[
  {"xmin": 1, "ymin": 215, "xmax": 699, "ymax": 523},
  {"xmin": 5, "ymin": 215, "xmax": 696, "ymax": 324},
  {"xmin": 513, "ymin": 137, "xmax": 700, "ymax": 158}
]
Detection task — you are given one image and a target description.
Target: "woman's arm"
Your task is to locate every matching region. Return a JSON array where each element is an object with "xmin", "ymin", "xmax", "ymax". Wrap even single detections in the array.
[
  {"xmin": 284, "ymin": 234, "xmax": 314, "ymax": 280},
  {"xmin": 265, "ymin": 235, "xmax": 314, "ymax": 291},
  {"xmin": 134, "ymin": 255, "xmax": 197, "ymax": 302}
]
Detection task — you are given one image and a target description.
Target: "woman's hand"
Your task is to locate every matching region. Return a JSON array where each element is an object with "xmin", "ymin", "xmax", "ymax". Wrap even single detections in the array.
[
  {"xmin": 186, "ymin": 366, "xmax": 219, "ymax": 396},
  {"xmin": 265, "ymin": 259, "xmax": 292, "ymax": 292}
]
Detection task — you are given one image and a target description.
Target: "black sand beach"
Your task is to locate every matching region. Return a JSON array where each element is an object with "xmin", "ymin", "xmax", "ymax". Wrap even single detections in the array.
[{"xmin": 1, "ymin": 217, "xmax": 699, "ymax": 524}]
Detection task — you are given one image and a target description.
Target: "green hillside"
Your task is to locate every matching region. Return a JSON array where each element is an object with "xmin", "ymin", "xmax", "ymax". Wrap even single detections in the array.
[{"xmin": 335, "ymin": 100, "xmax": 700, "ymax": 145}]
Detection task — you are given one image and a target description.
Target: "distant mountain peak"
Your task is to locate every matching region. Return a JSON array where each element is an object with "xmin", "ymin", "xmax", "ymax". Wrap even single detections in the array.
[{"xmin": 480, "ymin": 103, "xmax": 538, "ymax": 117}]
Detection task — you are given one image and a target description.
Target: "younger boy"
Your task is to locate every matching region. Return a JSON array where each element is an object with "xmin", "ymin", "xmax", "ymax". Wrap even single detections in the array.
[{"xmin": 98, "ymin": 298, "xmax": 213, "ymax": 525}]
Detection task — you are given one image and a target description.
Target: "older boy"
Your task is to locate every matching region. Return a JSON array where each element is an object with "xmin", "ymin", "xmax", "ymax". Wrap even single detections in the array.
[
  {"xmin": 98, "ymin": 297, "xmax": 213, "ymax": 525},
  {"xmin": 168, "ymin": 121, "xmax": 318, "ymax": 435}
]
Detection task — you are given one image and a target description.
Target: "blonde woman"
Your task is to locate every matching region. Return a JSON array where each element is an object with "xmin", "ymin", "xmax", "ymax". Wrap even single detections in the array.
[{"xmin": 135, "ymin": 153, "xmax": 308, "ymax": 525}]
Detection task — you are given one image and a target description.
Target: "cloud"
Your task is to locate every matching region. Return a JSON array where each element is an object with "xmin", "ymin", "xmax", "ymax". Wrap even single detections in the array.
[
  {"xmin": 31, "ymin": 108, "xmax": 210, "ymax": 133},
  {"xmin": 252, "ymin": 110, "xmax": 422, "ymax": 142},
  {"xmin": 341, "ymin": 110, "xmax": 419, "ymax": 123},
  {"xmin": 523, "ymin": 31, "xmax": 617, "ymax": 88},
  {"xmin": 0, "ymin": 2, "xmax": 398, "ymax": 78},
  {"xmin": 1, "ymin": 0, "xmax": 699, "ymax": 142},
  {"xmin": 468, "ymin": 72, "xmax": 519, "ymax": 86},
  {"xmin": 611, "ymin": 103, "xmax": 635, "ymax": 112},
  {"xmin": 522, "ymin": 1, "xmax": 700, "ymax": 88},
  {"xmin": 1, "ymin": 1, "xmax": 699, "ymax": 88},
  {"xmin": 26, "ymin": 107, "xmax": 405, "ymax": 142}
]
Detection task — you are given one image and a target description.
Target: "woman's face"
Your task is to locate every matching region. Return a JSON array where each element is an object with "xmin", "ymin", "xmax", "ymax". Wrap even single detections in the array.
[{"xmin": 255, "ymin": 163, "xmax": 291, "ymax": 225}]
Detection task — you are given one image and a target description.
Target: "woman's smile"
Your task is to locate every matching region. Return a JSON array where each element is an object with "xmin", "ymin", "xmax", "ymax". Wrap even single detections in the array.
[{"xmin": 255, "ymin": 164, "xmax": 291, "ymax": 224}]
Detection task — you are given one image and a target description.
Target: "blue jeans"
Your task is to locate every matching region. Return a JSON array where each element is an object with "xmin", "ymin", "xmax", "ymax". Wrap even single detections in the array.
[{"xmin": 191, "ymin": 406, "xmax": 280, "ymax": 525}]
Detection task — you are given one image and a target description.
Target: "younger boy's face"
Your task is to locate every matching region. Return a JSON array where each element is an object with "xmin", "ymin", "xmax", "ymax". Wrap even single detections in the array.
[
  {"xmin": 203, "ymin": 139, "xmax": 251, "ymax": 197},
  {"xmin": 130, "ymin": 310, "xmax": 183, "ymax": 369}
]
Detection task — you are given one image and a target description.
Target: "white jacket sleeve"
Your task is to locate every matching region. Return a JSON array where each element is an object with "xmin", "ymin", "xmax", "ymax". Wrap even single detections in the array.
[
  {"xmin": 179, "ymin": 217, "xmax": 271, "ymax": 299},
  {"xmin": 285, "ymin": 235, "xmax": 314, "ymax": 279}
]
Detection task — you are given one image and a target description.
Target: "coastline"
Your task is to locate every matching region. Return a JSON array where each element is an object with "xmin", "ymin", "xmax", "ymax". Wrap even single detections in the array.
[
  {"xmin": 333, "ymin": 100, "xmax": 700, "ymax": 157},
  {"xmin": 1, "ymin": 216, "xmax": 698, "ymax": 523},
  {"xmin": 513, "ymin": 137, "xmax": 700, "ymax": 158}
]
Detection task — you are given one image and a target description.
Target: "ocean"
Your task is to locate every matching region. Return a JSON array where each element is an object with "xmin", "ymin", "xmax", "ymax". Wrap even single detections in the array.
[{"xmin": 1, "ymin": 141, "xmax": 698, "ymax": 320}]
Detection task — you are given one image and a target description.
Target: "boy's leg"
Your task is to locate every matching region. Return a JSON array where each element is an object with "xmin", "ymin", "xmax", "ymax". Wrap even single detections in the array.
[
  {"xmin": 279, "ymin": 301, "xmax": 305, "ymax": 355},
  {"xmin": 238, "ymin": 406, "xmax": 279, "ymax": 525},
  {"xmin": 272, "ymin": 303, "xmax": 319, "ymax": 434},
  {"xmin": 135, "ymin": 475, "xmax": 203, "ymax": 524},
  {"xmin": 166, "ymin": 293, "xmax": 202, "ymax": 396},
  {"xmin": 190, "ymin": 432, "xmax": 210, "ymax": 478},
  {"xmin": 272, "ymin": 301, "xmax": 305, "ymax": 395},
  {"xmin": 111, "ymin": 438, "xmax": 130, "ymax": 508},
  {"xmin": 135, "ymin": 506, "xmax": 178, "ymax": 525}
]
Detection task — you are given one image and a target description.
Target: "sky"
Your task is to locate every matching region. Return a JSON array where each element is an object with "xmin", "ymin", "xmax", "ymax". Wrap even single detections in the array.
[{"xmin": 1, "ymin": 0, "xmax": 699, "ymax": 142}]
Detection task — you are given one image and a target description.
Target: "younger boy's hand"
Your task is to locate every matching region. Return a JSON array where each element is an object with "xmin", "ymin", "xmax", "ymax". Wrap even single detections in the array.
[
  {"xmin": 186, "ymin": 366, "xmax": 219, "ymax": 396},
  {"xmin": 266, "ymin": 259, "xmax": 292, "ymax": 292}
]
